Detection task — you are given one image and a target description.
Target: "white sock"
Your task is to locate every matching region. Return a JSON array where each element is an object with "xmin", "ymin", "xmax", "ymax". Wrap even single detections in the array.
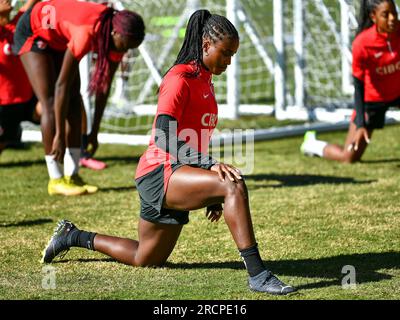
[
  {"xmin": 64, "ymin": 148, "xmax": 80, "ymax": 177},
  {"xmin": 304, "ymin": 139, "xmax": 328, "ymax": 157},
  {"xmin": 45, "ymin": 155, "xmax": 63, "ymax": 179}
]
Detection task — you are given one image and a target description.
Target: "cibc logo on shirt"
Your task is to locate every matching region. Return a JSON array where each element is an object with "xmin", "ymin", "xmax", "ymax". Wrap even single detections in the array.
[
  {"xmin": 3, "ymin": 43, "xmax": 12, "ymax": 56},
  {"xmin": 201, "ymin": 113, "xmax": 218, "ymax": 127},
  {"xmin": 376, "ymin": 60, "xmax": 400, "ymax": 75}
]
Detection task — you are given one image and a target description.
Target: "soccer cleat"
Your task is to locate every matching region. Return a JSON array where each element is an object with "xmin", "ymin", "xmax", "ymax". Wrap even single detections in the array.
[
  {"xmin": 80, "ymin": 157, "xmax": 107, "ymax": 171},
  {"xmin": 248, "ymin": 270, "xmax": 297, "ymax": 295},
  {"xmin": 41, "ymin": 220, "xmax": 76, "ymax": 263},
  {"xmin": 48, "ymin": 177, "xmax": 87, "ymax": 196},
  {"xmin": 300, "ymin": 130, "xmax": 317, "ymax": 156},
  {"xmin": 65, "ymin": 174, "xmax": 98, "ymax": 194}
]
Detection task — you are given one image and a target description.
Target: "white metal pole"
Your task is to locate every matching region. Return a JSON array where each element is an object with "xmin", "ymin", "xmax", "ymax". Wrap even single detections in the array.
[
  {"xmin": 273, "ymin": 0, "xmax": 286, "ymax": 119},
  {"xmin": 294, "ymin": 0, "xmax": 305, "ymax": 109},
  {"xmin": 226, "ymin": 0, "xmax": 239, "ymax": 120},
  {"xmin": 79, "ymin": 55, "xmax": 93, "ymax": 134},
  {"xmin": 340, "ymin": 0, "xmax": 353, "ymax": 95}
]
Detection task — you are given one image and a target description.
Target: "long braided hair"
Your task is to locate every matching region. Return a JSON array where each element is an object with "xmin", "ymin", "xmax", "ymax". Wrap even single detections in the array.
[
  {"xmin": 89, "ymin": 7, "xmax": 145, "ymax": 95},
  {"xmin": 173, "ymin": 9, "xmax": 239, "ymax": 77},
  {"xmin": 357, "ymin": 0, "xmax": 396, "ymax": 34}
]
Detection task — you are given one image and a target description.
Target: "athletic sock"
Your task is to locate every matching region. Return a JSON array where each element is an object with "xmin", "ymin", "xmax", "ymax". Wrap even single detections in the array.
[
  {"xmin": 67, "ymin": 229, "xmax": 97, "ymax": 251},
  {"xmin": 64, "ymin": 148, "xmax": 80, "ymax": 176},
  {"xmin": 239, "ymin": 243, "xmax": 267, "ymax": 277},
  {"xmin": 304, "ymin": 139, "xmax": 328, "ymax": 157},
  {"xmin": 45, "ymin": 155, "xmax": 63, "ymax": 179}
]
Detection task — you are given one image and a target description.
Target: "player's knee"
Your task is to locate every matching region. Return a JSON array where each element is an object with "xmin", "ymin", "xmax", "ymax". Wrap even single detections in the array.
[
  {"xmin": 343, "ymin": 152, "xmax": 362, "ymax": 164},
  {"xmin": 40, "ymin": 97, "xmax": 55, "ymax": 114},
  {"xmin": 225, "ymin": 178, "xmax": 248, "ymax": 200}
]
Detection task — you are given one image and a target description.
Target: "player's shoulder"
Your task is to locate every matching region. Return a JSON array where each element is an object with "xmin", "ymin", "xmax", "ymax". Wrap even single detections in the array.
[
  {"xmin": 167, "ymin": 63, "xmax": 195, "ymax": 77},
  {"xmin": 353, "ymin": 27, "xmax": 374, "ymax": 47},
  {"xmin": 162, "ymin": 64, "xmax": 193, "ymax": 86}
]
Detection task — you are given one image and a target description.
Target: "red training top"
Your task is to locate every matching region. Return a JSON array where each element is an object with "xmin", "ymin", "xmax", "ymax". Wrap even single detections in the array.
[
  {"xmin": 20, "ymin": 0, "xmax": 123, "ymax": 62},
  {"xmin": 352, "ymin": 24, "xmax": 400, "ymax": 103},
  {"xmin": 0, "ymin": 11, "xmax": 33, "ymax": 105},
  {"xmin": 135, "ymin": 63, "xmax": 218, "ymax": 184}
]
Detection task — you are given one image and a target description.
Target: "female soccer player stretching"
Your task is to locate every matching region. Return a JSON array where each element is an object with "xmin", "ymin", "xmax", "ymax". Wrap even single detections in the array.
[
  {"xmin": 301, "ymin": 0, "xmax": 400, "ymax": 163},
  {"xmin": 13, "ymin": 0, "xmax": 145, "ymax": 195},
  {"xmin": 41, "ymin": 9, "xmax": 296, "ymax": 296}
]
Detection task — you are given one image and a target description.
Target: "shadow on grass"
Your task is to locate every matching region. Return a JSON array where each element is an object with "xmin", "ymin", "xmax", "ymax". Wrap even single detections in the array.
[
  {"xmin": 98, "ymin": 185, "xmax": 136, "ymax": 193},
  {"xmin": 57, "ymin": 251, "xmax": 399, "ymax": 291},
  {"xmin": 244, "ymin": 174, "xmax": 376, "ymax": 188},
  {"xmin": 91, "ymin": 155, "xmax": 141, "ymax": 166},
  {"xmin": 0, "ymin": 218, "xmax": 53, "ymax": 228},
  {"xmin": 55, "ymin": 258, "xmax": 116, "ymax": 264},
  {"xmin": 0, "ymin": 159, "xmax": 45, "ymax": 168},
  {"xmin": 0, "ymin": 155, "xmax": 140, "ymax": 168},
  {"xmin": 165, "ymin": 251, "xmax": 400, "ymax": 290},
  {"xmin": 361, "ymin": 158, "xmax": 400, "ymax": 164}
]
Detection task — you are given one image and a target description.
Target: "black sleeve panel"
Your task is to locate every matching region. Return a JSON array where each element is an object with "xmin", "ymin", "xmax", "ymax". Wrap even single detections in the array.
[
  {"xmin": 353, "ymin": 76, "xmax": 366, "ymax": 128},
  {"xmin": 155, "ymin": 114, "xmax": 217, "ymax": 170}
]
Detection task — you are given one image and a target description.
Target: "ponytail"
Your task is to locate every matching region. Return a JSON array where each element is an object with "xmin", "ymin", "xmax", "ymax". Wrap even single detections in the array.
[{"xmin": 174, "ymin": 9, "xmax": 212, "ymax": 77}]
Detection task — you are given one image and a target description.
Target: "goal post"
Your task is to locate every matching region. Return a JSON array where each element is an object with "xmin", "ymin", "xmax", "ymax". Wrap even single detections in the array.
[{"xmin": 16, "ymin": 0, "xmax": 400, "ymax": 146}]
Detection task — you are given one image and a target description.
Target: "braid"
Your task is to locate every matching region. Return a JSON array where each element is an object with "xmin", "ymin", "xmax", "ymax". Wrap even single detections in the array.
[
  {"xmin": 89, "ymin": 7, "xmax": 115, "ymax": 96},
  {"xmin": 174, "ymin": 9, "xmax": 211, "ymax": 77},
  {"xmin": 173, "ymin": 9, "xmax": 239, "ymax": 77},
  {"xmin": 89, "ymin": 8, "xmax": 145, "ymax": 96},
  {"xmin": 357, "ymin": 0, "xmax": 396, "ymax": 34}
]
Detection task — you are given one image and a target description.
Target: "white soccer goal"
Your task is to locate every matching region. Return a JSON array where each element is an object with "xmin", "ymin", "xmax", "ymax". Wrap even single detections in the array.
[{"xmin": 16, "ymin": 0, "xmax": 400, "ymax": 145}]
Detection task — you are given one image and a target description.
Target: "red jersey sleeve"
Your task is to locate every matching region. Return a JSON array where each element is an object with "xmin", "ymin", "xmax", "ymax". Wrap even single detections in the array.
[
  {"xmin": 352, "ymin": 36, "xmax": 367, "ymax": 80},
  {"xmin": 157, "ymin": 73, "xmax": 190, "ymax": 121}
]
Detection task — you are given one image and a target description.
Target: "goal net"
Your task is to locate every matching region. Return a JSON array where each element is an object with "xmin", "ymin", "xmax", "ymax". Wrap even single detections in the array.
[{"xmin": 13, "ymin": 0, "xmax": 400, "ymax": 145}]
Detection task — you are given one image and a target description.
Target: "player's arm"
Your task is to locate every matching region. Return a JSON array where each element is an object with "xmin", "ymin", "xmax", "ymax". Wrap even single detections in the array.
[
  {"xmin": 155, "ymin": 114, "xmax": 241, "ymax": 183},
  {"xmin": 86, "ymin": 60, "xmax": 119, "ymax": 156},
  {"xmin": 349, "ymin": 76, "xmax": 370, "ymax": 151},
  {"xmin": 154, "ymin": 114, "xmax": 218, "ymax": 170},
  {"xmin": 51, "ymin": 48, "xmax": 80, "ymax": 162},
  {"xmin": 349, "ymin": 38, "xmax": 370, "ymax": 151},
  {"xmin": 353, "ymin": 76, "xmax": 366, "ymax": 129}
]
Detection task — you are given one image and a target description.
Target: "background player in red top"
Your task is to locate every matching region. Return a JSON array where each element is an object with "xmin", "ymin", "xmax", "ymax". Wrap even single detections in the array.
[
  {"xmin": 40, "ymin": 9, "xmax": 296, "ymax": 296},
  {"xmin": 300, "ymin": 0, "xmax": 400, "ymax": 163},
  {"xmin": 0, "ymin": 0, "xmax": 40, "ymax": 155},
  {"xmin": 13, "ymin": 0, "xmax": 145, "ymax": 195}
]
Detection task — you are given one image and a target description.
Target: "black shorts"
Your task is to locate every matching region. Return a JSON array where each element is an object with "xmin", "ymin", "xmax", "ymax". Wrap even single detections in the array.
[
  {"xmin": 13, "ymin": 6, "xmax": 53, "ymax": 56},
  {"xmin": 135, "ymin": 163, "xmax": 188, "ymax": 225},
  {"xmin": 0, "ymin": 96, "xmax": 38, "ymax": 143},
  {"xmin": 357, "ymin": 97, "xmax": 400, "ymax": 129}
]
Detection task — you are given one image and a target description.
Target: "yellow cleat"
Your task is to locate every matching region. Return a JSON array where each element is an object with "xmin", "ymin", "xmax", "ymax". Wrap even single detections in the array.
[
  {"xmin": 65, "ymin": 174, "xmax": 98, "ymax": 194},
  {"xmin": 48, "ymin": 177, "xmax": 87, "ymax": 196}
]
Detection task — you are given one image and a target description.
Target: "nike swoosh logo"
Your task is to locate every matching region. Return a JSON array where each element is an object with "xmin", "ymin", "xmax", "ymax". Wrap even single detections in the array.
[
  {"xmin": 374, "ymin": 52, "xmax": 383, "ymax": 59},
  {"xmin": 203, "ymin": 94, "xmax": 210, "ymax": 99}
]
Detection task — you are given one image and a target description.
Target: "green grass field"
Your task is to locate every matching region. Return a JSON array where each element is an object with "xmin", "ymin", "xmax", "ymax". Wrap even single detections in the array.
[{"xmin": 0, "ymin": 125, "xmax": 399, "ymax": 300}]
